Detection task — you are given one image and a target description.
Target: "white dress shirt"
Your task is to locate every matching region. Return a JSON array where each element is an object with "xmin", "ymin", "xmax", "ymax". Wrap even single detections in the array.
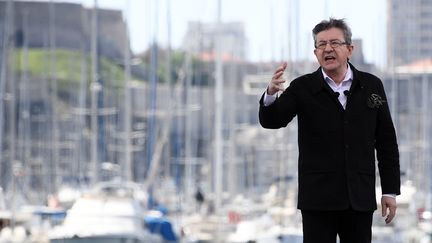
[{"xmin": 321, "ymin": 66, "xmax": 352, "ymax": 109}]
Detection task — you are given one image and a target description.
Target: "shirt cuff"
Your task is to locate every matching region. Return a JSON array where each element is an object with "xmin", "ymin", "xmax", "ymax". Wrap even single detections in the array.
[
  {"xmin": 263, "ymin": 90, "xmax": 277, "ymax": 106},
  {"xmin": 382, "ymin": 194, "xmax": 397, "ymax": 198}
]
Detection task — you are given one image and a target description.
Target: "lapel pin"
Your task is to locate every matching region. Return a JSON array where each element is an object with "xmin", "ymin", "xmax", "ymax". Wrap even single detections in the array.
[{"xmin": 367, "ymin": 93, "xmax": 386, "ymax": 108}]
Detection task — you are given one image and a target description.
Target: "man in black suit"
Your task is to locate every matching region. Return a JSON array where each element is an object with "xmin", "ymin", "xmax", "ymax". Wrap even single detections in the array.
[{"xmin": 259, "ymin": 18, "xmax": 400, "ymax": 243}]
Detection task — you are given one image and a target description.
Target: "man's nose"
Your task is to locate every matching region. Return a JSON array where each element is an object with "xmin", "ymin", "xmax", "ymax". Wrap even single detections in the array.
[{"xmin": 324, "ymin": 42, "xmax": 333, "ymax": 51}]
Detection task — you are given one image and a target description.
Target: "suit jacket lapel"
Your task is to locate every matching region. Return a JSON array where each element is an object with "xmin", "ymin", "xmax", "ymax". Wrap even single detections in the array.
[
  {"xmin": 348, "ymin": 63, "xmax": 364, "ymax": 93},
  {"xmin": 345, "ymin": 63, "xmax": 366, "ymax": 111},
  {"xmin": 309, "ymin": 67, "xmax": 345, "ymax": 112}
]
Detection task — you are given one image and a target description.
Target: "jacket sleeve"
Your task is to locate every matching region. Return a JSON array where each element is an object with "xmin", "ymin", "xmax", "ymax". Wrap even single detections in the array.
[
  {"xmin": 258, "ymin": 82, "xmax": 298, "ymax": 129},
  {"xmin": 374, "ymin": 80, "xmax": 401, "ymax": 195}
]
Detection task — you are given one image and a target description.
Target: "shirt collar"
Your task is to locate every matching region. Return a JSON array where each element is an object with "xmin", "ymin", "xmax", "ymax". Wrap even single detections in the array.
[{"xmin": 321, "ymin": 64, "xmax": 353, "ymax": 88}]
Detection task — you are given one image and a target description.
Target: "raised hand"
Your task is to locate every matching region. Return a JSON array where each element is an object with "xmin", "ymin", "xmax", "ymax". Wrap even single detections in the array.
[{"xmin": 267, "ymin": 62, "xmax": 287, "ymax": 95}]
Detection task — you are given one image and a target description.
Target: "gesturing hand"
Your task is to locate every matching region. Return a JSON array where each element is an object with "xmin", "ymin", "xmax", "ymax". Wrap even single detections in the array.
[
  {"xmin": 381, "ymin": 196, "xmax": 397, "ymax": 224},
  {"xmin": 267, "ymin": 62, "xmax": 288, "ymax": 95}
]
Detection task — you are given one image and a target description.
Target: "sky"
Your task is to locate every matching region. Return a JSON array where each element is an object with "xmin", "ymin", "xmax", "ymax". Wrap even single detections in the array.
[{"xmin": 38, "ymin": 0, "xmax": 388, "ymax": 67}]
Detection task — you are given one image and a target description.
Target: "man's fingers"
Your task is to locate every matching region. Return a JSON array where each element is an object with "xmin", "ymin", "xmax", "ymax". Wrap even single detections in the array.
[
  {"xmin": 273, "ymin": 62, "xmax": 288, "ymax": 75},
  {"xmin": 381, "ymin": 196, "xmax": 397, "ymax": 224},
  {"xmin": 273, "ymin": 70, "xmax": 285, "ymax": 80},
  {"xmin": 381, "ymin": 203, "xmax": 386, "ymax": 217},
  {"xmin": 270, "ymin": 79, "xmax": 286, "ymax": 90},
  {"xmin": 385, "ymin": 206, "xmax": 397, "ymax": 224},
  {"xmin": 281, "ymin": 61, "xmax": 287, "ymax": 70},
  {"xmin": 267, "ymin": 62, "xmax": 288, "ymax": 95},
  {"xmin": 385, "ymin": 213, "xmax": 394, "ymax": 224},
  {"xmin": 272, "ymin": 78, "xmax": 286, "ymax": 85}
]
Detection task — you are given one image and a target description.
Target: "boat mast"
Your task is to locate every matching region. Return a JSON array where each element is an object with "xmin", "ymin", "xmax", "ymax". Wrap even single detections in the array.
[
  {"xmin": 49, "ymin": 0, "xmax": 60, "ymax": 194},
  {"xmin": 422, "ymin": 71, "xmax": 431, "ymax": 211},
  {"xmin": 123, "ymin": 0, "xmax": 132, "ymax": 181},
  {"xmin": 5, "ymin": 0, "xmax": 17, "ymax": 232},
  {"xmin": 165, "ymin": 0, "xmax": 173, "ymax": 179},
  {"xmin": 145, "ymin": 0, "xmax": 159, "ymax": 183},
  {"xmin": 77, "ymin": 6, "xmax": 88, "ymax": 185},
  {"xmin": 0, "ymin": 0, "xmax": 13, "ymax": 189},
  {"xmin": 214, "ymin": 0, "xmax": 223, "ymax": 216},
  {"xmin": 90, "ymin": 0, "xmax": 100, "ymax": 185}
]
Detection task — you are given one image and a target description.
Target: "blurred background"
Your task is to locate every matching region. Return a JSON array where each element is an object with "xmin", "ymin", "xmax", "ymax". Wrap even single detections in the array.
[{"xmin": 0, "ymin": 0, "xmax": 430, "ymax": 242}]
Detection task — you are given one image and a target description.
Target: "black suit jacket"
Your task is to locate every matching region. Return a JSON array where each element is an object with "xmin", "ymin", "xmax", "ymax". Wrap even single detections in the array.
[{"xmin": 259, "ymin": 64, "xmax": 400, "ymax": 211}]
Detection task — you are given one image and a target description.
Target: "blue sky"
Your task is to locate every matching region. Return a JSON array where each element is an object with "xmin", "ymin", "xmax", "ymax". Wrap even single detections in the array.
[{"xmin": 28, "ymin": 0, "xmax": 387, "ymax": 67}]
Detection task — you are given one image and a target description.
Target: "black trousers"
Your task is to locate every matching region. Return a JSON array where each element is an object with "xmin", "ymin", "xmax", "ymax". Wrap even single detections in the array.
[{"xmin": 301, "ymin": 209, "xmax": 373, "ymax": 243}]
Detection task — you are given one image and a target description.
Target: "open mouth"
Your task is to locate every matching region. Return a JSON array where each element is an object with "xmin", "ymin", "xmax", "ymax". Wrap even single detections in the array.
[{"xmin": 324, "ymin": 56, "xmax": 336, "ymax": 61}]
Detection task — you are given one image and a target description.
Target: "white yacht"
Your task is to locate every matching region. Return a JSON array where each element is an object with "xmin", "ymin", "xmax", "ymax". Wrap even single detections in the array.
[{"xmin": 49, "ymin": 183, "xmax": 163, "ymax": 243}]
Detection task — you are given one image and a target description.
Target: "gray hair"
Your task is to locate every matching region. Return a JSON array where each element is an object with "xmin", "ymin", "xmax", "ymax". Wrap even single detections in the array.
[{"xmin": 312, "ymin": 18, "xmax": 352, "ymax": 45}]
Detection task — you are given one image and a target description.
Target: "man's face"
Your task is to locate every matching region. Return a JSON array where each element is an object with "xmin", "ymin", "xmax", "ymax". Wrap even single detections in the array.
[{"xmin": 313, "ymin": 27, "xmax": 353, "ymax": 74}]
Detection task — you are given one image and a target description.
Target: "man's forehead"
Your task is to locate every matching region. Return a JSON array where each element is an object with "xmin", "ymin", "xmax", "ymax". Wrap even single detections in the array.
[{"xmin": 316, "ymin": 28, "xmax": 344, "ymax": 39}]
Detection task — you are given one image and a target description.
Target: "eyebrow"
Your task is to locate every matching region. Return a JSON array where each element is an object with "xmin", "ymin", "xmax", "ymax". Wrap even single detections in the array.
[{"xmin": 317, "ymin": 39, "xmax": 342, "ymax": 42}]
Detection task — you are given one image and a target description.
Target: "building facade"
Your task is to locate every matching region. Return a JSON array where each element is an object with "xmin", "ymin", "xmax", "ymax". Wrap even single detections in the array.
[
  {"xmin": 0, "ymin": 1, "xmax": 128, "ymax": 62},
  {"xmin": 181, "ymin": 21, "xmax": 247, "ymax": 62},
  {"xmin": 387, "ymin": 0, "xmax": 432, "ymax": 66}
]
